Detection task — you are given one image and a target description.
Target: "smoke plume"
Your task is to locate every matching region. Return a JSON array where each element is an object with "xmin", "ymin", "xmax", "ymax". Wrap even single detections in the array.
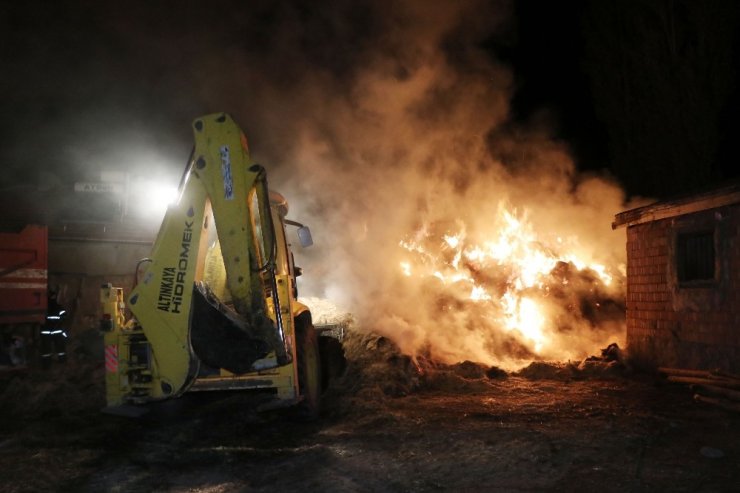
[
  {"xmin": 214, "ymin": 0, "xmax": 630, "ymax": 367},
  {"xmin": 3, "ymin": 0, "xmax": 632, "ymax": 367}
]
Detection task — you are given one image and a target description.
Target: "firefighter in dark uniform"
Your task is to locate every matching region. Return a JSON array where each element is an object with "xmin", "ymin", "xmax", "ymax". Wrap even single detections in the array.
[{"xmin": 40, "ymin": 289, "xmax": 67, "ymax": 368}]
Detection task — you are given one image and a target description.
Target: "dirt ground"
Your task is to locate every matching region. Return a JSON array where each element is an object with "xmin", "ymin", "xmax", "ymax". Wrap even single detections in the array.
[{"xmin": 1, "ymin": 331, "xmax": 739, "ymax": 492}]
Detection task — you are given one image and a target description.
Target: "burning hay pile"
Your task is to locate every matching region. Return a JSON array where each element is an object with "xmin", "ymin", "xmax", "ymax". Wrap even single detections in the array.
[
  {"xmin": 258, "ymin": 0, "xmax": 640, "ymax": 381},
  {"xmin": 388, "ymin": 209, "xmax": 627, "ymax": 370},
  {"xmin": 308, "ymin": 288, "xmax": 629, "ymax": 413},
  {"xmin": 515, "ymin": 343, "xmax": 626, "ymax": 381},
  {"xmin": 327, "ymin": 316, "xmax": 629, "ymax": 417},
  {"xmin": 305, "ymin": 208, "xmax": 630, "ymax": 400}
]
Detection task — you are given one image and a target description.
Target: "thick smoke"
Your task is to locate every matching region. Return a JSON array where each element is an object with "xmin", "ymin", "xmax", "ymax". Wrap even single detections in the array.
[
  {"xmin": 3, "ymin": 0, "xmax": 631, "ymax": 367},
  {"xmin": 214, "ymin": 0, "xmax": 630, "ymax": 367}
]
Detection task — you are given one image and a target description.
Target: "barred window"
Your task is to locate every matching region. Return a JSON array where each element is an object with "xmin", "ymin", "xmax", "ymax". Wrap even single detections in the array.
[{"xmin": 677, "ymin": 231, "xmax": 715, "ymax": 282}]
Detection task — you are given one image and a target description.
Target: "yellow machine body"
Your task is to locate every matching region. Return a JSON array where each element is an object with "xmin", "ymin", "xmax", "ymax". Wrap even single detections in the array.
[{"xmin": 101, "ymin": 113, "xmax": 313, "ymax": 412}]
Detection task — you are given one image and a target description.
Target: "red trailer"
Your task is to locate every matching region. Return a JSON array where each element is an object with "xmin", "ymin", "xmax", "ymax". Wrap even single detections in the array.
[{"xmin": 0, "ymin": 225, "xmax": 48, "ymax": 366}]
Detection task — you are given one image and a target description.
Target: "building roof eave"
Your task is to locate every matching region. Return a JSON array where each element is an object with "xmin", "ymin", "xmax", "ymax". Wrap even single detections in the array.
[{"xmin": 612, "ymin": 182, "xmax": 740, "ymax": 229}]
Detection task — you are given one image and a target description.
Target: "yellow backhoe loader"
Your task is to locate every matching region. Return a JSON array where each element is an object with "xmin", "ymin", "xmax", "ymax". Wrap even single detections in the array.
[{"xmin": 100, "ymin": 113, "xmax": 323, "ymax": 418}]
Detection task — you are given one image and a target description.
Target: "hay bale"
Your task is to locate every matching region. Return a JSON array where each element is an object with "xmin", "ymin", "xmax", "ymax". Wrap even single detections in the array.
[
  {"xmin": 576, "ymin": 359, "xmax": 624, "ymax": 379},
  {"xmin": 451, "ymin": 360, "xmax": 488, "ymax": 379},
  {"xmin": 336, "ymin": 329, "xmax": 421, "ymax": 398},
  {"xmin": 485, "ymin": 366, "xmax": 508, "ymax": 380},
  {"xmin": 420, "ymin": 368, "xmax": 492, "ymax": 393},
  {"xmin": 515, "ymin": 361, "xmax": 576, "ymax": 381}
]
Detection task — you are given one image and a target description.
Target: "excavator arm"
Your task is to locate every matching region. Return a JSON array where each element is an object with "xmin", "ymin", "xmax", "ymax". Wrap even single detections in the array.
[{"xmin": 111, "ymin": 113, "xmax": 293, "ymax": 402}]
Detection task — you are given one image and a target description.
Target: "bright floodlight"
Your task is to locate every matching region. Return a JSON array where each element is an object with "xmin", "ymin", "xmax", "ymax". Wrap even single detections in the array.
[
  {"xmin": 144, "ymin": 182, "xmax": 178, "ymax": 218},
  {"xmin": 128, "ymin": 180, "xmax": 177, "ymax": 222}
]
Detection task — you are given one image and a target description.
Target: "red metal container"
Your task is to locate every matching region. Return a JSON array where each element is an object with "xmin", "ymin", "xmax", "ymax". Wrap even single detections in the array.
[{"xmin": 0, "ymin": 225, "xmax": 48, "ymax": 324}]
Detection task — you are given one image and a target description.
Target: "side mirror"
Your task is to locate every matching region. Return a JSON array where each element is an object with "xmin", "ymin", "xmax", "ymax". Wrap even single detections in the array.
[{"xmin": 297, "ymin": 226, "xmax": 313, "ymax": 248}]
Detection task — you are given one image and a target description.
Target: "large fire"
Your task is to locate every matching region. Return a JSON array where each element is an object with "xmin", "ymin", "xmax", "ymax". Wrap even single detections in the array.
[
  {"xmin": 276, "ymin": 2, "xmax": 632, "ymax": 371},
  {"xmin": 395, "ymin": 201, "xmax": 625, "ymax": 368}
]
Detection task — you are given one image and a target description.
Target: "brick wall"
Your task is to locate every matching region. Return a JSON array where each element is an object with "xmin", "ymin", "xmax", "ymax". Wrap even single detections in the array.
[{"xmin": 626, "ymin": 204, "xmax": 740, "ymax": 372}]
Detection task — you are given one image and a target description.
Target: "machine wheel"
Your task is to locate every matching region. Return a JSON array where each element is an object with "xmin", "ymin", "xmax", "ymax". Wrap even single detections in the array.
[
  {"xmin": 295, "ymin": 322, "xmax": 321, "ymax": 420},
  {"xmin": 319, "ymin": 336, "xmax": 346, "ymax": 393}
]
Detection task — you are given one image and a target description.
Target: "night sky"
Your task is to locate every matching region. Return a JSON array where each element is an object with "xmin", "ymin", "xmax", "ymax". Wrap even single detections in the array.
[
  {"xmin": 504, "ymin": 1, "xmax": 609, "ymax": 170},
  {"xmin": 1, "ymin": 0, "xmax": 739, "ymax": 202}
]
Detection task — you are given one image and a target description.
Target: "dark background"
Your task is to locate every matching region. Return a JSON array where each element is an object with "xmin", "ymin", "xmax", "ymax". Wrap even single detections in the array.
[
  {"xmin": 1, "ymin": 0, "xmax": 738, "ymax": 203},
  {"xmin": 504, "ymin": 0, "xmax": 740, "ymax": 197}
]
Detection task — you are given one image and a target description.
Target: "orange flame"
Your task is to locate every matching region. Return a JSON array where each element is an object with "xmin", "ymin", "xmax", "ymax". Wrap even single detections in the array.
[{"xmin": 398, "ymin": 201, "xmax": 623, "ymax": 364}]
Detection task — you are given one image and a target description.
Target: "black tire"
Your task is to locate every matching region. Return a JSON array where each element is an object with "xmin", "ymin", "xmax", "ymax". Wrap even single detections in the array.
[
  {"xmin": 295, "ymin": 322, "xmax": 321, "ymax": 420},
  {"xmin": 319, "ymin": 336, "xmax": 346, "ymax": 393}
]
